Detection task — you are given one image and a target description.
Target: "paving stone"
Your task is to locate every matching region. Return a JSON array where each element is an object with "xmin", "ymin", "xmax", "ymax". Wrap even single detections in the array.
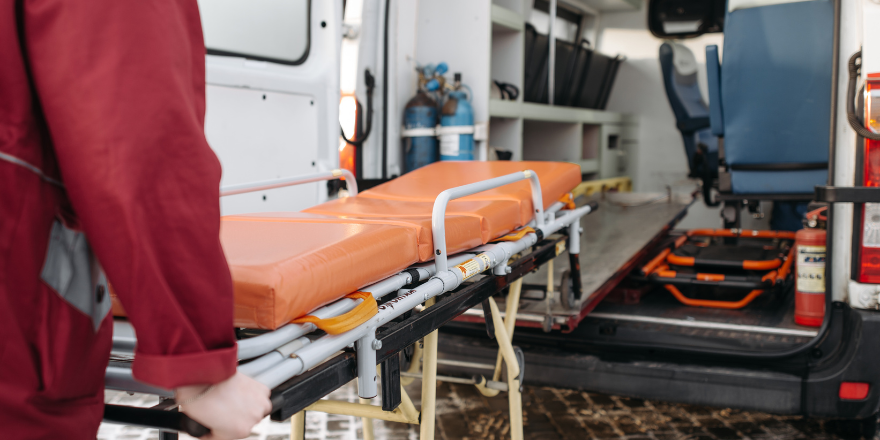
[{"xmin": 101, "ymin": 383, "xmax": 865, "ymax": 440}]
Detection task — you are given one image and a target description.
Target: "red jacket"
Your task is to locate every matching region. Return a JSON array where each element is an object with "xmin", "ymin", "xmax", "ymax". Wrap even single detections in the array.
[{"xmin": 0, "ymin": 0, "xmax": 237, "ymax": 436}]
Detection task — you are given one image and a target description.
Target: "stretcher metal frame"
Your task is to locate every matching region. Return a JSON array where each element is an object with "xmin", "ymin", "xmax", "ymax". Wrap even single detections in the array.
[{"xmin": 103, "ymin": 168, "xmax": 596, "ymax": 440}]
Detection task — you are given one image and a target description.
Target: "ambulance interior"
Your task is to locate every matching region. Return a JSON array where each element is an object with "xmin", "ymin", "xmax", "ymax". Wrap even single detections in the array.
[{"xmin": 187, "ymin": 0, "xmax": 859, "ymax": 414}]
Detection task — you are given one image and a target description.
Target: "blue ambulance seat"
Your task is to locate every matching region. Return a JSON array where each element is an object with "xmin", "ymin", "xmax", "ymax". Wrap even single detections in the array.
[
  {"xmin": 659, "ymin": 42, "xmax": 718, "ymax": 184},
  {"xmin": 705, "ymin": 0, "xmax": 833, "ymax": 196}
]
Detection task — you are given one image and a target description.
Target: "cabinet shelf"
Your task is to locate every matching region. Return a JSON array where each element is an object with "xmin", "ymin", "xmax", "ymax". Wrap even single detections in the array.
[
  {"xmin": 491, "ymin": 4, "xmax": 524, "ymax": 32},
  {"xmin": 489, "ymin": 99, "xmax": 633, "ymax": 125}
]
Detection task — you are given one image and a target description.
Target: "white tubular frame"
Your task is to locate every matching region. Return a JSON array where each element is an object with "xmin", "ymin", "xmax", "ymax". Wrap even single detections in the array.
[
  {"xmin": 108, "ymin": 170, "xmax": 597, "ymax": 440},
  {"xmin": 220, "ymin": 168, "xmax": 358, "ymax": 197},
  {"xmin": 432, "ymin": 170, "xmax": 544, "ymax": 273},
  {"xmin": 252, "ymin": 205, "xmax": 593, "ymax": 394}
]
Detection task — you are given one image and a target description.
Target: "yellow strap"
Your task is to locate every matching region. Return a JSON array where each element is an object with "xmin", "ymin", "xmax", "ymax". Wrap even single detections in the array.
[
  {"xmin": 558, "ymin": 193, "xmax": 576, "ymax": 210},
  {"xmin": 492, "ymin": 227, "xmax": 536, "ymax": 242},
  {"xmin": 292, "ymin": 291, "xmax": 377, "ymax": 335}
]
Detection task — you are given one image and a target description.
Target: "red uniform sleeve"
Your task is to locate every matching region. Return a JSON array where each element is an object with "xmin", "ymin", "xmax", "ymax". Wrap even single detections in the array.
[{"xmin": 22, "ymin": 0, "xmax": 238, "ymax": 389}]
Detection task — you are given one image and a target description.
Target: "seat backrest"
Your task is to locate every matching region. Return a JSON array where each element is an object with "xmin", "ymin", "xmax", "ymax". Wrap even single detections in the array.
[
  {"xmin": 659, "ymin": 42, "xmax": 712, "ymax": 174},
  {"xmin": 719, "ymin": 0, "xmax": 833, "ymax": 168}
]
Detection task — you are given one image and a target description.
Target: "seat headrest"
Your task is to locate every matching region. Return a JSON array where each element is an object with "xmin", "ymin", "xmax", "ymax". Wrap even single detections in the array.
[{"xmin": 670, "ymin": 42, "xmax": 698, "ymax": 77}]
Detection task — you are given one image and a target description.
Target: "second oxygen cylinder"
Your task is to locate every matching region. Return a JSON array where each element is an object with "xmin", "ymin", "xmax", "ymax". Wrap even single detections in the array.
[{"xmin": 439, "ymin": 77, "xmax": 475, "ymax": 161}]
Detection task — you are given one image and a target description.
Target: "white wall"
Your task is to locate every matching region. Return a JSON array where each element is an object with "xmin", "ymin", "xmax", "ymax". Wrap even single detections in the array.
[{"xmin": 596, "ymin": 5, "xmax": 769, "ymax": 229}]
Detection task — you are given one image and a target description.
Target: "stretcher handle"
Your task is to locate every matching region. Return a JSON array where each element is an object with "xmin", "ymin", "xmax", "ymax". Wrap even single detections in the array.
[
  {"xmin": 103, "ymin": 404, "xmax": 210, "ymax": 437},
  {"xmin": 104, "ymin": 393, "xmax": 285, "ymax": 437},
  {"xmin": 432, "ymin": 170, "xmax": 544, "ymax": 273},
  {"xmin": 220, "ymin": 169, "xmax": 358, "ymax": 197}
]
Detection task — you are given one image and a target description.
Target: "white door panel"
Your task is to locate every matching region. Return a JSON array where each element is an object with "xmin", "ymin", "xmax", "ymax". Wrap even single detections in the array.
[{"xmin": 206, "ymin": 85, "xmax": 319, "ymax": 215}]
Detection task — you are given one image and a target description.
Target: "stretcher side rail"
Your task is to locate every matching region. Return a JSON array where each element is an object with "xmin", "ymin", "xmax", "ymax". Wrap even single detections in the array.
[
  {"xmin": 431, "ymin": 170, "xmax": 545, "ymax": 273},
  {"xmin": 219, "ymin": 168, "xmax": 358, "ymax": 197}
]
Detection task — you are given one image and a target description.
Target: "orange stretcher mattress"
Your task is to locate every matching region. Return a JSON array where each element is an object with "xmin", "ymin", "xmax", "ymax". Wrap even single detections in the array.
[
  {"xmin": 112, "ymin": 161, "xmax": 582, "ymax": 330},
  {"xmin": 303, "ymin": 198, "xmax": 523, "ymax": 245},
  {"xmin": 359, "ymin": 161, "xmax": 582, "ymax": 225}
]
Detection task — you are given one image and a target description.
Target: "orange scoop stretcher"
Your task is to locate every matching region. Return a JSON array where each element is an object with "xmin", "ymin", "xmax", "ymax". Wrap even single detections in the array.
[
  {"xmin": 639, "ymin": 229, "xmax": 796, "ymax": 309},
  {"xmin": 111, "ymin": 161, "xmax": 582, "ymax": 330}
]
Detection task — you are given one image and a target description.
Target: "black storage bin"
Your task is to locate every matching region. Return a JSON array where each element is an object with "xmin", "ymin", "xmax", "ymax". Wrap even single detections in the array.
[
  {"xmin": 557, "ymin": 39, "xmax": 592, "ymax": 106},
  {"xmin": 573, "ymin": 53, "xmax": 623, "ymax": 110},
  {"xmin": 524, "ymin": 23, "xmax": 620, "ymax": 108},
  {"xmin": 523, "ymin": 24, "xmax": 549, "ymax": 103},
  {"xmin": 524, "ymin": 23, "xmax": 590, "ymax": 105},
  {"xmin": 596, "ymin": 55, "xmax": 623, "ymax": 109}
]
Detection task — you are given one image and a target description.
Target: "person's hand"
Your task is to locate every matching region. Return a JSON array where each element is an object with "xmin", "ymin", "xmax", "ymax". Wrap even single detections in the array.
[{"xmin": 175, "ymin": 372, "xmax": 272, "ymax": 440}]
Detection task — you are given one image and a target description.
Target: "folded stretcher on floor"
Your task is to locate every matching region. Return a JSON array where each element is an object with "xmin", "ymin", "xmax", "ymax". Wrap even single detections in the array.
[
  {"xmin": 104, "ymin": 161, "xmax": 595, "ymax": 439},
  {"xmin": 639, "ymin": 229, "xmax": 795, "ymax": 309}
]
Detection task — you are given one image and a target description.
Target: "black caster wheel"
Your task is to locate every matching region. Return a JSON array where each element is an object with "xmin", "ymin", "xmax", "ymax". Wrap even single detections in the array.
[{"xmin": 559, "ymin": 269, "xmax": 577, "ymax": 310}]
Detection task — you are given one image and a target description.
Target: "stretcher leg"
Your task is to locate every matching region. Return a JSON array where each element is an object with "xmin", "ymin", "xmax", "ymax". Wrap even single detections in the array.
[
  {"xmin": 486, "ymin": 297, "xmax": 525, "ymax": 440},
  {"xmin": 359, "ymin": 397, "xmax": 375, "ymax": 440},
  {"xmin": 477, "ymin": 278, "xmax": 523, "ymax": 397},
  {"xmin": 291, "ymin": 410, "xmax": 305, "ymax": 440},
  {"xmin": 419, "ymin": 297, "xmax": 439, "ymax": 440},
  {"xmin": 545, "ymin": 261, "xmax": 554, "ymax": 330},
  {"xmin": 419, "ymin": 329, "xmax": 439, "ymax": 440}
]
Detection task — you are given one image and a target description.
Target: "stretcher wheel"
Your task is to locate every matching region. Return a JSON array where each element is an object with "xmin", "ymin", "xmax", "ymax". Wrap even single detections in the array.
[{"xmin": 559, "ymin": 269, "xmax": 578, "ymax": 310}]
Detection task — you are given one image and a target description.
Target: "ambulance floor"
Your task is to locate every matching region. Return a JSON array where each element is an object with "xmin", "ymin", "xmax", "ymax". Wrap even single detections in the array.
[{"xmin": 102, "ymin": 383, "xmax": 861, "ymax": 440}]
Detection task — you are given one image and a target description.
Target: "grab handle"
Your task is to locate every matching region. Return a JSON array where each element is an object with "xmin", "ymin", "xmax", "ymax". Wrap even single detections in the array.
[
  {"xmin": 103, "ymin": 404, "xmax": 210, "ymax": 437},
  {"xmin": 220, "ymin": 169, "xmax": 357, "ymax": 197},
  {"xmin": 431, "ymin": 170, "xmax": 544, "ymax": 273}
]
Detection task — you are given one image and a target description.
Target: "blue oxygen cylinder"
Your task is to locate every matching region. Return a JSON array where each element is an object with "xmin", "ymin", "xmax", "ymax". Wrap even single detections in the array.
[
  {"xmin": 403, "ymin": 87, "xmax": 439, "ymax": 172},
  {"xmin": 439, "ymin": 74, "xmax": 474, "ymax": 161}
]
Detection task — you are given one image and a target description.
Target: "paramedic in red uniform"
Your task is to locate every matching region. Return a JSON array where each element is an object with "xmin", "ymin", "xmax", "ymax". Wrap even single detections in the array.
[{"xmin": 0, "ymin": 0, "xmax": 271, "ymax": 439}]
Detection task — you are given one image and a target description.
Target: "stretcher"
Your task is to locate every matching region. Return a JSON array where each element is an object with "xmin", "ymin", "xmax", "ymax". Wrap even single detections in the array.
[
  {"xmin": 102, "ymin": 161, "xmax": 596, "ymax": 439},
  {"xmin": 638, "ymin": 229, "xmax": 796, "ymax": 309}
]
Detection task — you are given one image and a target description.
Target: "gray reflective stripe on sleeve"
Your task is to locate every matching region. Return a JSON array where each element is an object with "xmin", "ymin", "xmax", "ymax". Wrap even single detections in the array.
[
  {"xmin": 0, "ymin": 151, "xmax": 64, "ymax": 187},
  {"xmin": 40, "ymin": 221, "xmax": 111, "ymax": 330}
]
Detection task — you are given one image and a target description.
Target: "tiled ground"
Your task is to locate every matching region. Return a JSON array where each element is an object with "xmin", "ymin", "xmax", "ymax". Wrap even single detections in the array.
[{"xmin": 102, "ymin": 382, "xmax": 871, "ymax": 440}]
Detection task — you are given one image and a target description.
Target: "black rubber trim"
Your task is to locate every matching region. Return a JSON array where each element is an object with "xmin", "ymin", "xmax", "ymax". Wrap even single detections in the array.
[
  {"xmin": 404, "ymin": 268, "xmax": 422, "ymax": 284},
  {"xmin": 716, "ymin": 193, "xmax": 815, "ymax": 201},
  {"xmin": 205, "ymin": 0, "xmax": 311, "ymax": 66},
  {"xmin": 816, "ymin": 186, "xmax": 880, "ymax": 203},
  {"xmin": 728, "ymin": 162, "xmax": 828, "ymax": 171},
  {"xmin": 380, "ymin": 0, "xmax": 390, "ymax": 179}
]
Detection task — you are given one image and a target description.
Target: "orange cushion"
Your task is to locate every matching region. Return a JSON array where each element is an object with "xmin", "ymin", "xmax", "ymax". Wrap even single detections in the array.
[
  {"xmin": 303, "ymin": 198, "xmax": 522, "ymax": 245},
  {"xmin": 220, "ymin": 216, "xmax": 420, "ymax": 329},
  {"xmin": 233, "ymin": 212, "xmax": 482, "ymax": 262},
  {"xmin": 359, "ymin": 161, "xmax": 582, "ymax": 224},
  {"xmin": 113, "ymin": 162, "xmax": 583, "ymax": 330}
]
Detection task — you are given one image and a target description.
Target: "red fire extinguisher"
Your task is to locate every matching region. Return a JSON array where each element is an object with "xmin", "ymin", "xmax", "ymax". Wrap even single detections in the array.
[{"xmin": 794, "ymin": 207, "xmax": 827, "ymax": 327}]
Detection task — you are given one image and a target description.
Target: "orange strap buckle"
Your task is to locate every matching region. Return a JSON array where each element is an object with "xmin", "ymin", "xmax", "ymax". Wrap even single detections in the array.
[
  {"xmin": 292, "ymin": 291, "xmax": 377, "ymax": 335},
  {"xmin": 558, "ymin": 193, "xmax": 577, "ymax": 210},
  {"xmin": 492, "ymin": 227, "xmax": 536, "ymax": 242}
]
